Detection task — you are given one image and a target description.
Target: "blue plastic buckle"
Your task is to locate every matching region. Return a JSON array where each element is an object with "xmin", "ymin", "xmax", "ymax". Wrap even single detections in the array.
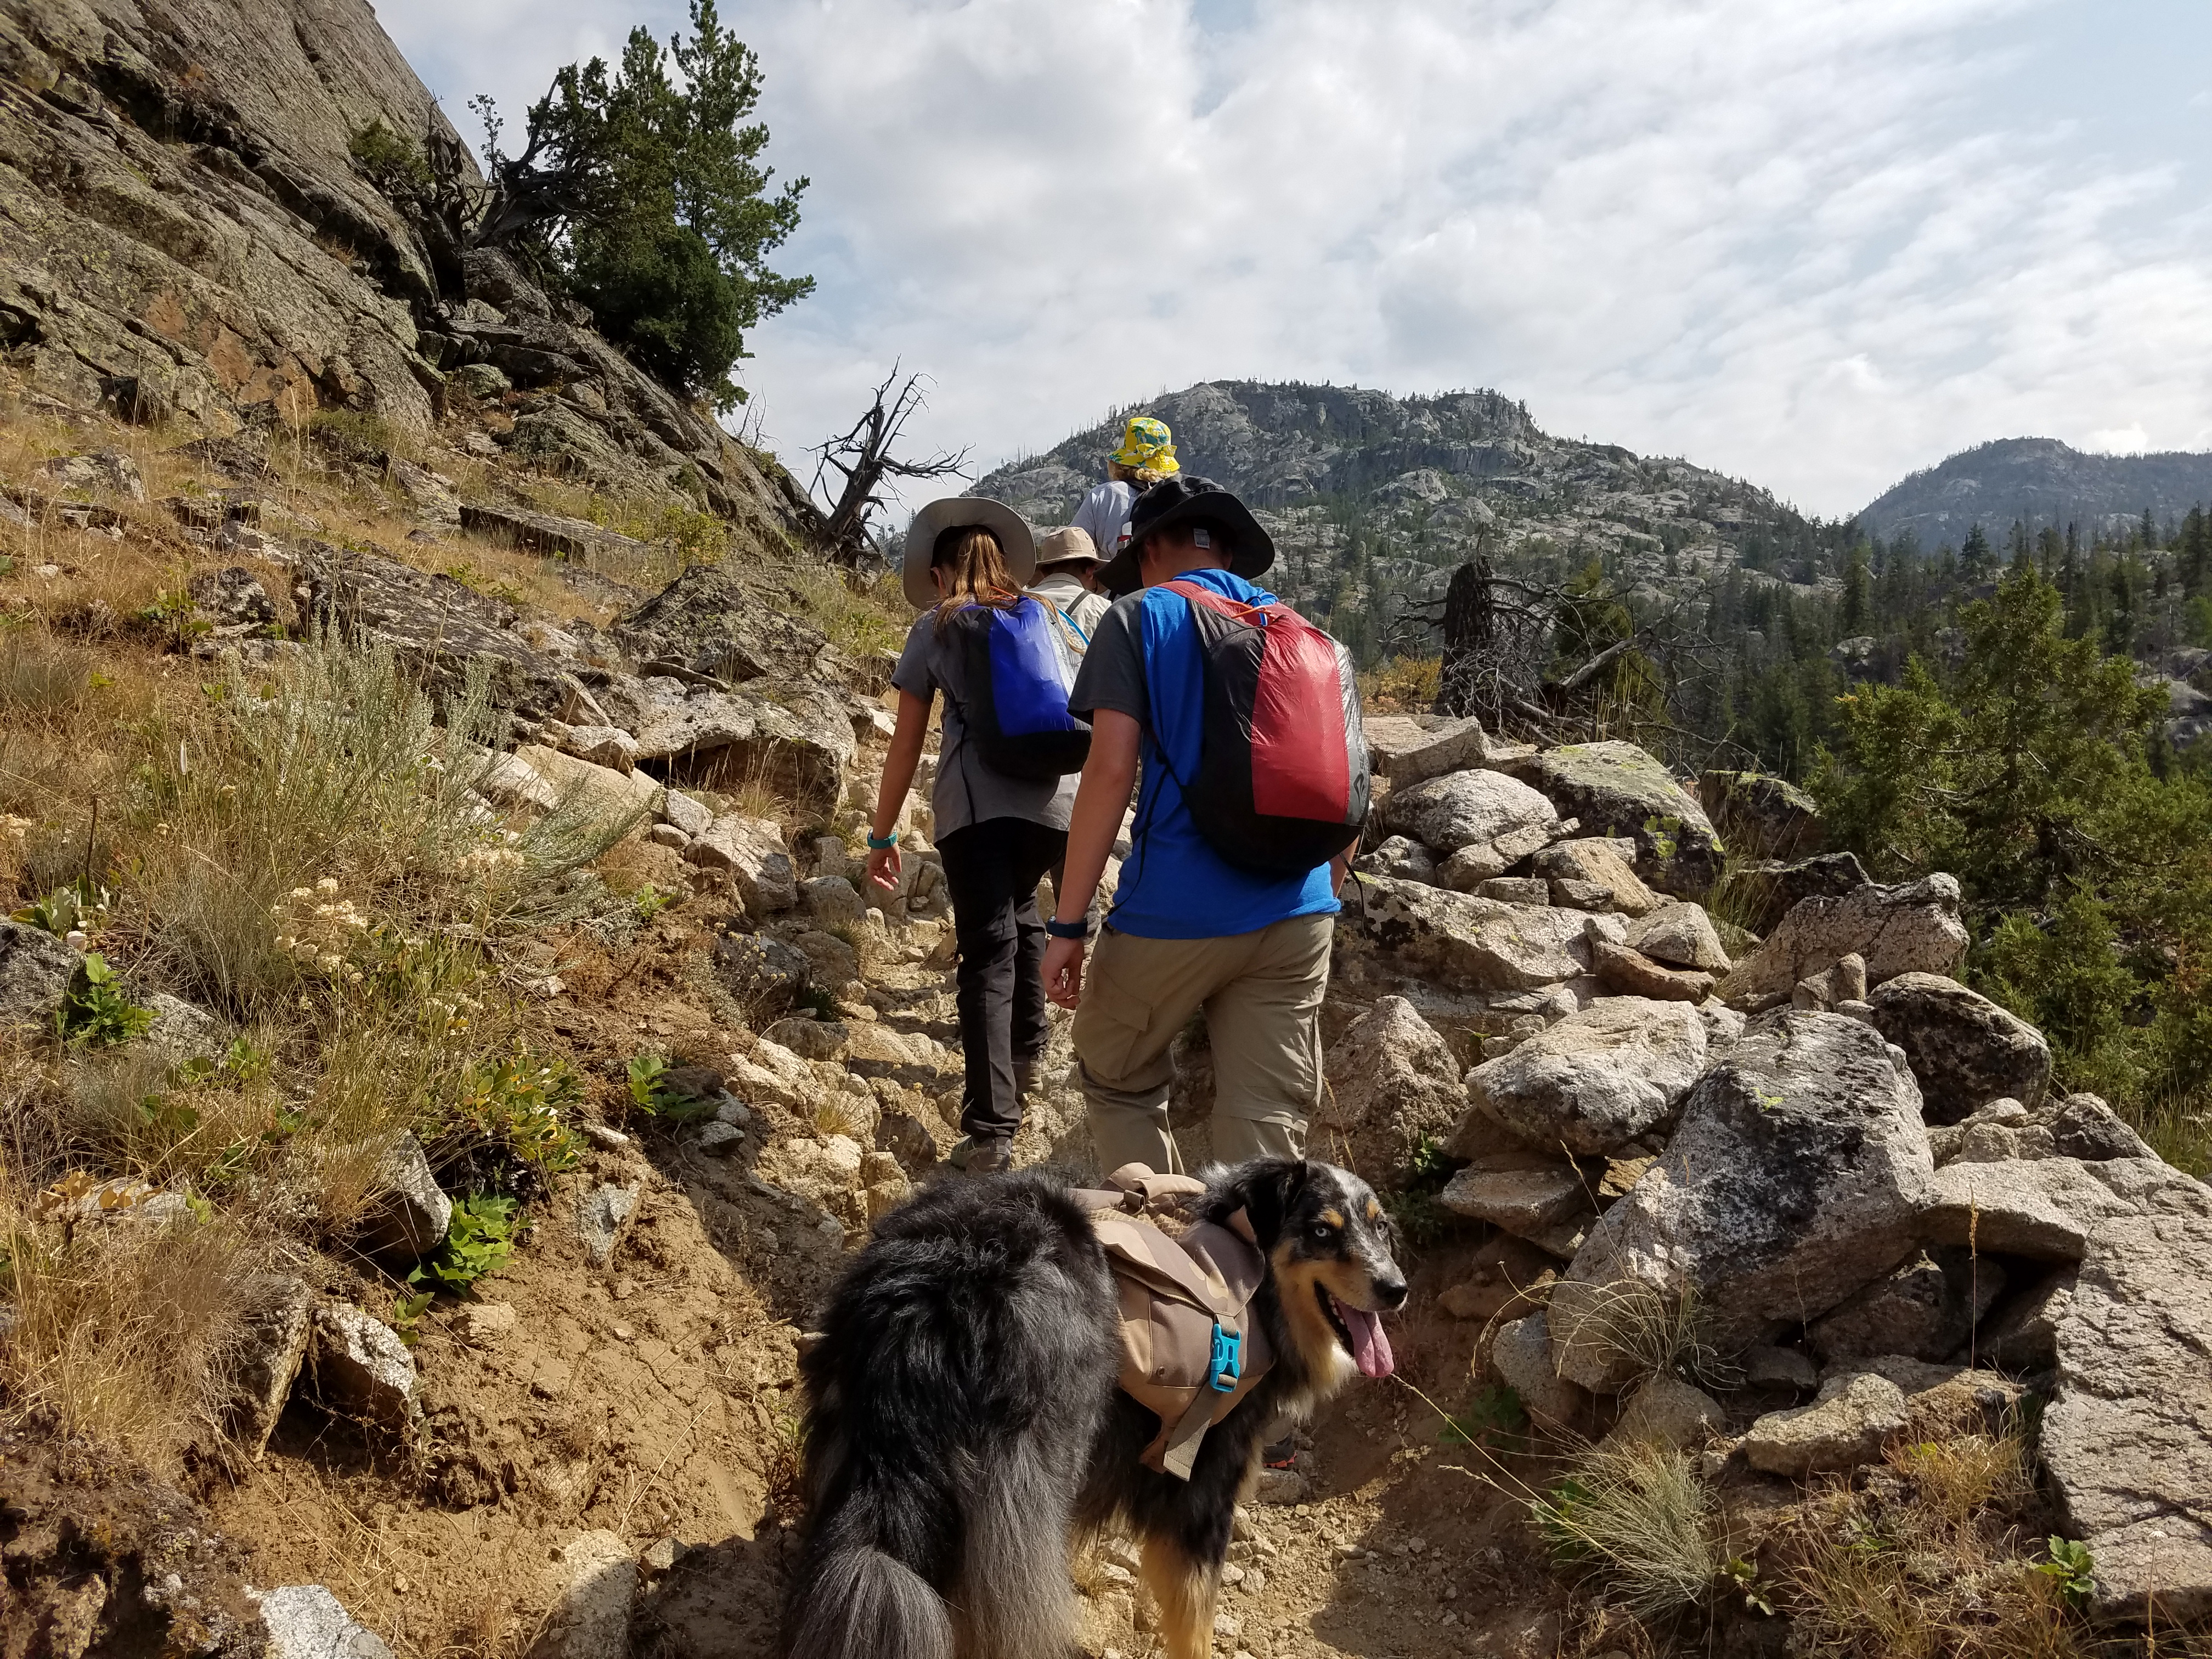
[{"xmin": 1208, "ymin": 1323, "xmax": 1242, "ymax": 1393}]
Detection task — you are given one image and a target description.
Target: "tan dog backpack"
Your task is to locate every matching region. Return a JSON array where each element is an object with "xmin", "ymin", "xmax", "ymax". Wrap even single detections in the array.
[{"xmin": 1073, "ymin": 1163, "xmax": 1274, "ymax": 1479}]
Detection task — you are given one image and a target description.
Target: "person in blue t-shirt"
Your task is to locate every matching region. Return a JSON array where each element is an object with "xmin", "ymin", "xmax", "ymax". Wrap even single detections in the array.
[{"xmin": 1043, "ymin": 476, "xmax": 1352, "ymax": 1174}]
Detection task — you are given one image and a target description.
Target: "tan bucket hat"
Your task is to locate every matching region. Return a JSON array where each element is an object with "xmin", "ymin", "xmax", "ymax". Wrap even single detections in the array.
[
  {"xmin": 902, "ymin": 496, "xmax": 1037, "ymax": 609},
  {"xmin": 1035, "ymin": 525, "xmax": 1102, "ymax": 568}
]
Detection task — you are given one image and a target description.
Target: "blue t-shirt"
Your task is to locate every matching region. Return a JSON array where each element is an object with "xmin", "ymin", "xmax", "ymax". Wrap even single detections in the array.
[{"xmin": 1067, "ymin": 566, "xmax": 1342, "ymax": 940}]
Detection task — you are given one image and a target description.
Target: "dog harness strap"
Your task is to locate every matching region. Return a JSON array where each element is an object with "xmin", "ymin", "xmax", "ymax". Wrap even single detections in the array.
[{"xmin": 1160, "ymin": 1386, "xmax": 1220, "ymax": 1480}]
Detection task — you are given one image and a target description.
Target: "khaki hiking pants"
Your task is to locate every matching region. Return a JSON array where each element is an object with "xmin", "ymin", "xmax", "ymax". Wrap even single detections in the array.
[{"xmin": 1073, "ymin": 913, "xmax": 1334, "ymax": 1174}]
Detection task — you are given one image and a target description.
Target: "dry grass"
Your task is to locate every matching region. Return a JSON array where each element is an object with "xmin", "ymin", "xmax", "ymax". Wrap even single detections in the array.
[
  {"xmin": 1359, "ymin": 653, "xmax": 1442, "ymax": 712},
  {"xmin": 0, "ymin": 1172, "xmax": 256, "ymax": 1470},
  {"xmin": 1550, "ymin": 1276, "xmax": 1743, "ymax": 1393},
  {"xmin": 1773, "ymin": 1423, "xmax": 2090, "ymax": 1659},
  {"xmin": 783, "ymin": 563, "xmax": 907, "ymax": 663},
  {"xmin": 1529, "ymin": 1441, "xmax": 1723, "ymax": 1622}
]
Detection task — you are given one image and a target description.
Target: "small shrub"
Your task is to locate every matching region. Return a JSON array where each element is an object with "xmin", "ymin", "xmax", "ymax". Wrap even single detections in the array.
[
  {"xmin": 0, "ymin": 629, "xmax": 91, "ymax": 719},
  {"xmin": 438, "ymin": 1052, "xmax": 585, "ymax": 1184},
  {"xmin": 347, "ymin": 120, "xmax": 431, "ymax": 196},
  {"xmin": 1528, "ymin": 1442, "xmax": 1720, "ymax": 1621},
  {"xmin": 55, "ymin": 953, "xmax": 154, "ymax": 1047},
  {"xmin": 2032, "ymin": 1537, "xmax": 2096, "ymax": 1611},
  {"xmin": 1439, "ymin": 1381, "xmax": 1526, "ymax": 1448},
  {"xmin": 409, "ymin": 1194, "xmax": 519, "ymax": 1297},
  {"xmin": 306, "ymin": 409, "xmax": 401, "ymax": 465},
  {"xmin": 1550, "ymin": 1277, "xmax": 1742, "ymax": 1392},
  {"xmin": 627, "ymin": 1052, "xmax": 710, "ymax": 1124}
]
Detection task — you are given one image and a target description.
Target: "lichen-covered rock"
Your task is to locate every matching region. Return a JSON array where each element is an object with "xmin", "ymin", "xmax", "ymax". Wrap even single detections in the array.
[
  {"xmin": 1805, "ymin": 1248, "xmax": 2005, "ymax": 1364},
  {"xmin": 1488, "ymin": 1310, "xmax": 1587, "ymax": 1428},
  {"xmin": 226, "ymin": 1274, "xmax": 314, "ymax": 1458},
  {"xmin": 1344, "ymin": 877, "xmax": 1616, "ymax": 992},
  {"xmin": 1317, "ymin": 996, "xmax": 1466, "ymax": 1182},
  {"xmin": 1464, "ymin": 996, "xmax": 1707, "ymax": 1157},
  {"xmin": 354, "ymin": 1131, "xmax": 452, "ymax": 1266},
  {"xmin": 1362, "ymin": 714, "xmax": 1492, "ymax": 786},
  {"xmin": 1624, "ymin": 901, "xmax": 1730, "ymax": 974},
  {"xmin": 1550, "ymin": 1011, "xmax": 1933, "ymax": 1392},
  {"xmin": 1742, "ymin": 1370, "xmax": 1909, "ymax": 1476},
  {"xmin": 307, "ymin": 1303, "xmax": 418, "ymax": 1430},
  {"xmin": 1439, "ymin": 1154, "xmax": 1593, "ymax": 1241},
  {"xmin": 1352, "ymin": 834, "xmax": 1437, "ymax": 884},
  {"xmin": 1916, "ymin": 1155, "xmax": 2210, "ymax": 1262},
  {"xmin": 576, "ymin": 1184, "xmax": 640, "ymax": 1269},
  {"xmin": 709, "ymin": 930, "xmax": 810, "ymax": 1020},
  {"xmin": 800, "ymin": 875, "xmax": 867, "ymax": 929},
  {"xmin": 686, "ymin": 816, "xmax": 797, "ymax": 916},
  {"xmin": 259, "ymin": 1587, "xmax": 392, "ymax": 1659},
  {"xmin": 295, "ymin": 546, "xmax": 569, "ymax": 721},
  {"xmin": 1700, "ymin": 770, "xmax": 1824, "ymax": 861},
  {"xmin": 1530, "ymin": 837, "xmax": 1658, "ymax": 916},
  {"xmin": 1719, "ymin": 874, "xmax": 1970, "ymax": 1009},
  {"xmin": 723, "ymin": 1037, "xmax": 821, "ymax": 1111},
  {"xmin": 527, "ymin": 1530, "xmax": 637, "ymax": 1659},
  {"xmin": 616, "ymin": 562, "xmax": 838, "ymax": 685},
  {"xmin": 620, "ymin": 681, "xmax": 854, "ymax": 814},
  {"xmin": 1516, "ymin": 741, "xmax": 1722, "ymax": 898},
  {"xmin": 0, "ymin": 921, "xmax": 83, "ymax": 1028},
  {"xmin": 2042, "ymin": 1210, "xmax": 2212, "ymax": 1621},
  {"xmin": 1864, "ymin": 972, "xmax": 2052, "ymax": 1122},
  {"xmin": 1589, "ymin": 939, "xmax": 1712, "ymax": 1002},
  {"xmin": 1379, "ymin": 768, "xmax": 1557, "ymax": 855},
  {"xmin": 1604, "ymin": 1375, "xmax": 1724, "ymax": 1453}
]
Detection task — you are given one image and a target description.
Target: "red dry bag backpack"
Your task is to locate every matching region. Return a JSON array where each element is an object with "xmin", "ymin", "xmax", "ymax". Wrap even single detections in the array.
[{"xmin": 1159, "ymin": 580, "xmax": 1370, "ymax": 874}]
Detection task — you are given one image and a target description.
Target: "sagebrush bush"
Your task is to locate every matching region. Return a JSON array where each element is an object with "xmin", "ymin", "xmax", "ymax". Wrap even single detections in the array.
[{"xmin": 1529, "ymin": 1441, "xmax": 1720, "ymax": 1622}]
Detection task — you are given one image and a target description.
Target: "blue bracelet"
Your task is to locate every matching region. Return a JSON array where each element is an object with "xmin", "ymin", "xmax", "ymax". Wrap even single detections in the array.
[
  {"xmin": 866, "ymin": 830, "xmax": 899, "ymax": 850},
  {"xmin": 1045, "ymin": 917, "xmax": 1090, "ymax": 940}
]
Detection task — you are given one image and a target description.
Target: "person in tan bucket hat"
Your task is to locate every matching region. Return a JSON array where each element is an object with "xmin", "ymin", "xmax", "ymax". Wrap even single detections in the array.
[{"xmin": 1028, "ymin": 524, "xmax": 1110, "ymax": 637}]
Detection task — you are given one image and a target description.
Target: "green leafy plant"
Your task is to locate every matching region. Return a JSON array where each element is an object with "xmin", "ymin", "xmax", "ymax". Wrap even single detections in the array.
[
  {"xmin": 1725, "ymin": 1555, "xmax": 1775, "ymax": 1616},
  {"xmin": 1438, "ymin": 1381, "xmax": 1525, "ymax": 1448},
  {"xmin": 632, "ymin": 882, "xmax": 673, "ymax": 922},
  {"xmin": 348, "ymin": 120, "xmax": 432, "ymax": 196},
  {"xmin": 11, "ymin": 876, "xmax": 108, "ymax": 936},
  {"xmin": 55, "ymin": 953, "xmax": 155, "ymax": 1047},
  {"xmin": 448, "ymin": 1052, "xmax": 585, "ymax": 1179},
  {"xmin": 410, "ymin": 1195, "xmax": 520, "ymax": 1297},
  {"xmin": 390, "ymin": 1289, "xmax": 436, "ymax": 1346},
  {"xmin": 2032, "ymin": 1536, "xmax": 2096, "ymax": 1610},
  {"xmin": 627, "ymin": 1052, "xmax": 712, "ymax": 1123},
  {"xmin": 134, "ymin": 589, "xmax": 211, "ymax": 652},
  {"xmin": 1382, "ymin": 1186, "xmax": 1454, "ymax": 1247}
]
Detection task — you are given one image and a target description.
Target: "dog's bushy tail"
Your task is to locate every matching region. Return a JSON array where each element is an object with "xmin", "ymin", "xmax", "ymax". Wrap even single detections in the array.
[{"xmin": 786, "ymin": 1528, "xmax": 952, "ymax": 1659}]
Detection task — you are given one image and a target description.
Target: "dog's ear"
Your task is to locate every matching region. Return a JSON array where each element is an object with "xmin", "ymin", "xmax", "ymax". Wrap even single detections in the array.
[{"xmin": 1223, "ymin": 1158, "xmax": 1308, "ymax": 1248}]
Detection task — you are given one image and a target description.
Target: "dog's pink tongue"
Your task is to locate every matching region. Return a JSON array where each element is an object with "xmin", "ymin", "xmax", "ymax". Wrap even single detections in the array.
[{"xmin": 1335, "ymin": 1299, "xmax": 1395, "ymax": 1379}]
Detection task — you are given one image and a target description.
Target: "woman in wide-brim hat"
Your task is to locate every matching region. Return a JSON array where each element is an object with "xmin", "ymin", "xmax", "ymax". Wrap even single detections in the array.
[{"xmin": 870, "ymin": 496, "xmax": 1068, "ymax": 1175}]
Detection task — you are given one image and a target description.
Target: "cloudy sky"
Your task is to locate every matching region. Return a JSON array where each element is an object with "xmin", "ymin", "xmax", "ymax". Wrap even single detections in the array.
[{"xmin": 380, "ymin": 0, "xmax": 2212, "ymax": 520}]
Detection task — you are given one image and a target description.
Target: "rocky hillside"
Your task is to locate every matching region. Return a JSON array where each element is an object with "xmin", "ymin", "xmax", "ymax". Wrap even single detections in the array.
[
  {"xmin": 0, "ymin": 0, "xmax": 814, "ymax": 539},
  {"xmin": 1855, "ymin": 437, "xmax": 2212, "ymax": 548},
  {"xmin": 975, "ymin": 381, "xmax": 1825, "ymax": 657}
]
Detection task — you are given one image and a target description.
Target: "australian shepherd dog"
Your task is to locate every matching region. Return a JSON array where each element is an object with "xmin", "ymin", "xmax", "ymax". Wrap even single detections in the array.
[{"xmin": 783, "ymin": 1157, "xmax": 1406, "ymax": 1659}]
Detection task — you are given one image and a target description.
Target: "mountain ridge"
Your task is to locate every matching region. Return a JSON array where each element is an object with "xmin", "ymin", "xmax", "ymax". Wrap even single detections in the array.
[{"xmin": 1853, "ymin": 436, "xmax": 2212, "ymax": 547}]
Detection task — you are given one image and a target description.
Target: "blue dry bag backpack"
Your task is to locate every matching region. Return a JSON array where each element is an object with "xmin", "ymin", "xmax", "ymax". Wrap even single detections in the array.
[{"xmin": 946, "ymin": 596, "xmax": 1092, "ymax": 779}]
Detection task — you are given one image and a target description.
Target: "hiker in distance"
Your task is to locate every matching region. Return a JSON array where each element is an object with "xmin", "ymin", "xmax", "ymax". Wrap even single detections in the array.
[
  {"xmin": 1073, "ymin": 414, "xmax": 1180, "ymax": 577},
  {"xmin": 1042, "ymin": 476, "xmax": 1370, "ymax": 1173},
  {"xmin": 867, "ymin": 498, "xmax": 1091, "ymax": 1174},
  {"xmin": 1029, "ymin": 523, "xmax": 1111, "ymax": 635}
]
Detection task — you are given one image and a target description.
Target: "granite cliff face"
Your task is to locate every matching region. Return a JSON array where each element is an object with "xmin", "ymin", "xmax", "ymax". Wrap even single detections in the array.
[{"xmin": 0, "ymin": 0, "xmax": 813, "ymax": 533}]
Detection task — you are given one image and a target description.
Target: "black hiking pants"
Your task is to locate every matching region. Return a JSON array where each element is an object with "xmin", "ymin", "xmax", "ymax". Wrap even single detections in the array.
[{"xmin": 937, "ymin": 816, "xmax": 1068, "ymax": 1143}]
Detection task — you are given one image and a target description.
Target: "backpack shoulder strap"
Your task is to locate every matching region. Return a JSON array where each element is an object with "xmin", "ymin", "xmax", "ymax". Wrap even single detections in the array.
[{"xmin": 1160, "ymin": 578, "xmax": 1273, "ymax": 626}]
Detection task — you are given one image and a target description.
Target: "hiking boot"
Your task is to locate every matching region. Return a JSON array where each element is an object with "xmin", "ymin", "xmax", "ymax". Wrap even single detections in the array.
[
  {"xmin": 1014, "ymin": 1057, "xmax": 1040, "ymax": 1098},
  {"xmin": 947, "ymin": 1134, "xmax": 1012, "ymax": 1175}
]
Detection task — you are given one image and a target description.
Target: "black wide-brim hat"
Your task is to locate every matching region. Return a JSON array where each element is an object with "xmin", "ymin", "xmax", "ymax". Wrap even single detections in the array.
[{"xmin": 1097, "ymin": 475, "xmax": 1276, "ymax": 595}]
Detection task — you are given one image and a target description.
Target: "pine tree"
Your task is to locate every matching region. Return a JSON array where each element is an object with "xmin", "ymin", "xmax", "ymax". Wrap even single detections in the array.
[
  {"xmin": 1840, "ymin": 541, "xmax": 1871, "ymax": 637},
  {"xmin": 1961, "ymin": 524, "xmax": 1995, "ymax": 582}
]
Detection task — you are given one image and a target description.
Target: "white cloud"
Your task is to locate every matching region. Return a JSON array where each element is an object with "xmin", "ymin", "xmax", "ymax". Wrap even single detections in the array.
[
  {"xmin": 377, "ymin": 0, "xmax": 2212, "ymax": 518},
  {"xmin": 2088, "ymin": 424, "xmax": 2152, "ymax": 455}
]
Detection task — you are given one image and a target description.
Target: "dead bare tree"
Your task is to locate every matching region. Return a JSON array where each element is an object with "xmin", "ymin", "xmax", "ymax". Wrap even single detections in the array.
[
  {"xmin": 1407, "ymin": 549, "xmax": 1757, "ymax": 770},
  {"xmin": 809, "ymin": 367, "xmax": 971, "ymax": 568}
]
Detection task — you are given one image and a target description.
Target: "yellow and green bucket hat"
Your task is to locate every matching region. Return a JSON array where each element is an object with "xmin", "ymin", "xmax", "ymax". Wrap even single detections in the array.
[{"xmin": 1110, "ymin": 416, "xmax": 1180, "ymax": 475}]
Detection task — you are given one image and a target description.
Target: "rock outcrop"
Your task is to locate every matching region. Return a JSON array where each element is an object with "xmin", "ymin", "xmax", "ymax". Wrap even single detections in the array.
[{"xmin": 1719, "ymin": 874, "xmax": 1970, "ymax": 1008}]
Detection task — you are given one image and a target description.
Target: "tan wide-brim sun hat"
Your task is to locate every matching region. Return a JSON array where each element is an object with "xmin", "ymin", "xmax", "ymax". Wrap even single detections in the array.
[{"xmin": 901, "ymin": 496, "xmax": 1038, "ymax": 610}]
